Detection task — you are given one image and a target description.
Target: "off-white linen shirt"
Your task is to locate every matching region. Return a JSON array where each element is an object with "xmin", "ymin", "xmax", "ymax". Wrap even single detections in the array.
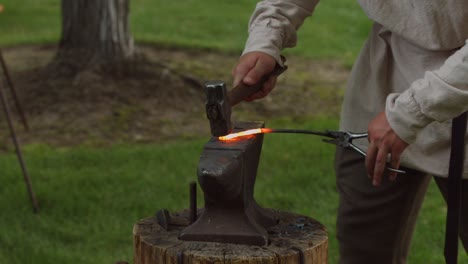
[{"xmin": 242, "ymin": 0, "xmax": 468, "ymax": 178}]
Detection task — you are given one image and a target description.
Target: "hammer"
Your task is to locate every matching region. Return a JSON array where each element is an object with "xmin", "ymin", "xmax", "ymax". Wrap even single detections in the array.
[{"xmin": 205, "ymin": 56, "xmax": 287, "ymax": 137}]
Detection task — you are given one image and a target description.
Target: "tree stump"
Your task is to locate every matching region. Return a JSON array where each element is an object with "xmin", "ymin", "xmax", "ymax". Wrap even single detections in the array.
[{"xmin": 133, "ymin": 209, "xmax": 328, "ymax": 264}]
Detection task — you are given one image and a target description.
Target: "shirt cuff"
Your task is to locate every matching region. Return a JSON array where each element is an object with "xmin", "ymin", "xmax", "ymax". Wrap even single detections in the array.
[
  {"xmin": 385, "ymin": 88, "xmax": 432, "ymax": 144},
  {"xmin": 242, "ymin": 26, "xmax": 285, "ymax": 67}
]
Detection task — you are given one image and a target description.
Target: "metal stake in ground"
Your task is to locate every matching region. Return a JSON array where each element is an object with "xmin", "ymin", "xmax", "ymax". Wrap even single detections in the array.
[
  {"xmin": 0, "ymin": 71, "xmax": 39, "ymax": 214},
  {"xmin": 0, "ymin": 48, "xmax": 29, "ymax": 131},
  {"xmin": 444, "ymin": 111, "xmax": 467, "ymax": 264}
]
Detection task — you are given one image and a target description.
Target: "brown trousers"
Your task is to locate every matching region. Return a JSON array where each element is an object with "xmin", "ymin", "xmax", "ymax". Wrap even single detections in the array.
[{"xmin": 335, "ymin": 147, "xmax": 468, "ymax": 264}]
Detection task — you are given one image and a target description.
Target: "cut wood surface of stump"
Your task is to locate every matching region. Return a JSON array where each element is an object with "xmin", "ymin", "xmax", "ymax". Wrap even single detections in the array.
[{"xmin": 133, "ymin": 209, "xmax": 328, "ymax": 264}]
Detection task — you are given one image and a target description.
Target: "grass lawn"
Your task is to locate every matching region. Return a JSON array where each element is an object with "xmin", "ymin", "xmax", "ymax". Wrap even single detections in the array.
[
  {"xmin": 0, "ymin": 1, "xmax": 466, "ymax": 263},
  {"xmin": 1, "ymin": 118, "xmax": 466, "ymax": 263}
]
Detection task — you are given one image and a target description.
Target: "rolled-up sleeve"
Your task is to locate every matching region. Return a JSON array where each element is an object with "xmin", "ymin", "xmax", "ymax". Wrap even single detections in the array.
[
  {"xmin": 386, "ymin": 40, "xmax": 468, "ymax": 143},
  {"xmin": 242, "ymin": 0, "xmax": 319, "ymax": 65}
]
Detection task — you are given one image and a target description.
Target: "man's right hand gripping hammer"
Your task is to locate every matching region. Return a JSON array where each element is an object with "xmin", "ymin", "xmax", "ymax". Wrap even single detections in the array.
[{"xmin": 205, "ymin": 55, "xmax": 287, "ymax": 137}]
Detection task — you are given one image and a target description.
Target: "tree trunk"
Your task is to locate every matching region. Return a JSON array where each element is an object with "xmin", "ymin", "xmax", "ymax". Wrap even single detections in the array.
[{"xmin": 53, "ymin": 0, "xmax": 135, "ymax": 75}]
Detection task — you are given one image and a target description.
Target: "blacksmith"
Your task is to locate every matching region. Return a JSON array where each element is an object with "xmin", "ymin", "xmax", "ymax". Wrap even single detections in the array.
[{"xmin": 232, "ymin": 1, "xmax": 468, "ymax": 263}]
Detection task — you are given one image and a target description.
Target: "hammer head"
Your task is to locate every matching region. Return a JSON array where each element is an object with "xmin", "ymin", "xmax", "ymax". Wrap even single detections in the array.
[{"xmin": 205, "ymin": 81, "xmax": 232, "ymax": 137}]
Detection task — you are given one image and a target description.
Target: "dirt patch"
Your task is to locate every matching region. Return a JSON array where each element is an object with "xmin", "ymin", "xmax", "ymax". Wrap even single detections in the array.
[{"xmin": 0, "ymin": 44, "xmax": 349, "ymax": 148}]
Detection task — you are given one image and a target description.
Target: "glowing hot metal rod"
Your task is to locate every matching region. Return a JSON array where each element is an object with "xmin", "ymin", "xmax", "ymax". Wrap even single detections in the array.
[
  {"xmin": 218, "ymin": 128, "xmax": 330, "ymax": 141},
  {"xmin": 219, "ymin": 128, "xmax": 406, "ymax": 174}
]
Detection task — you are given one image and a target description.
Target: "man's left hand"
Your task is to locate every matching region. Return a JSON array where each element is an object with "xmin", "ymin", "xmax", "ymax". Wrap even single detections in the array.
[{"xmin": 366, "ymin": 111, "xmax": 409, "ymax": 186}]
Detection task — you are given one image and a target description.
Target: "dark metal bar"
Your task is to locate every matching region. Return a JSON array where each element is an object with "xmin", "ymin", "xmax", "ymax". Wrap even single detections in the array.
[
  {"xmin": 0, "ymin": 72, "xmax": 39, "ymax": 214},
  {"xmin": 268, "ymin": 128, "xmax": 330, "ymax": 137},
  {"xmin": 0, "ymin": 48, "xmax": 29, "ymax": 131},
  {"xmin": 176, "ymin": 251, "xmax": 184, "ymax": 264},
  {"xmin": 290, "ymin": 246, "xmax": 305, "ymax": 264},
  {"xmin": 189, "ymin": 181, "xmax": 197, "ymax": 224},
  {"xmin": 444, "ymin": 111, "xmax": 467, "ymax": 264},
  {"xmin": 155, "ymin": 209, "xmax": 170, "ymax": 230}
]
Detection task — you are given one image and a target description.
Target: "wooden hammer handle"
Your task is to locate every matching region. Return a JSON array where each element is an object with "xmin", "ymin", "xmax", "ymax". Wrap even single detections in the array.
[{"xmin": 228, "ymin": 56, "xmax": 287, "ymax": 106}]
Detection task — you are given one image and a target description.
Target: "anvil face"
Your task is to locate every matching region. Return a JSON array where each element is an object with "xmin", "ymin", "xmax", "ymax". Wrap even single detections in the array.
[{"xmin": 179, "ymin": 121, "xmax": 277, "ymax": 246}]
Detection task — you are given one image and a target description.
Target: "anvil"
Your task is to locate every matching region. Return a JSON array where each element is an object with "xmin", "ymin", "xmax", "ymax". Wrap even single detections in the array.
[{"xmin": 179, "ymin": 121, "xmax": 277, "ymax": 246}]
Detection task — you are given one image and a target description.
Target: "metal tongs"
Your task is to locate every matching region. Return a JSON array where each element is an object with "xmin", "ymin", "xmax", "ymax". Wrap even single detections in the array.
[
  {"xmin": 219, "ymin": 127, "xmax": 407, "ymax": 174},
  {"xmin": 322, "ymin": 131, "xmax": 406, "ymax": 174}
]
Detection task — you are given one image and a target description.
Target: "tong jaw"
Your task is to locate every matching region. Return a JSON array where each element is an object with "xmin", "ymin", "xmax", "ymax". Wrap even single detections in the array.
[{"xmin": 322, "ymin": 131, "xmax": 368, "ymax": 156}]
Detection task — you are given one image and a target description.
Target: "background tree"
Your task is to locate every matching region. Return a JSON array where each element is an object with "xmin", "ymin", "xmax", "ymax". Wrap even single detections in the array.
[{"xmin": 51, "ymin": 0, "xmax": 134, "ymax": 76}]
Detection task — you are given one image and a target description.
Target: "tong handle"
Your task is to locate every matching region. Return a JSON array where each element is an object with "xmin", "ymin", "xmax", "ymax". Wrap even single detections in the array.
[
  {"xmin": 347, "ymin": 132, "xmax": 368, "ymax": 139},
  {"xmin": 325, "ymin": 131, "xmax": 406, "ymax": 174},
  {"xmin": 348, "ymin": 142, "xmax": 406, "ymax": 174}
]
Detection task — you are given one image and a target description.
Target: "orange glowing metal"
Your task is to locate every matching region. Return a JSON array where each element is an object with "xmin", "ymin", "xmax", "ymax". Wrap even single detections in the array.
[
  {"xmin": 218, "ymin": 127, "xmax": 334, "ymax": 141},
  {"xmin": 219, "ymin": 128, "xmax": 273, "ymax": 141}
]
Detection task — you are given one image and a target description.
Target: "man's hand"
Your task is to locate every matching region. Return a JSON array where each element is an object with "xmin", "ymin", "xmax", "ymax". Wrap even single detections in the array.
[
  {"xmin": 366, "ymin": 111, "xmax": 409, "ymax": 186},
  {"xmin": 232, "ymin": 51, "xmax": 277, "ymax": 101}
]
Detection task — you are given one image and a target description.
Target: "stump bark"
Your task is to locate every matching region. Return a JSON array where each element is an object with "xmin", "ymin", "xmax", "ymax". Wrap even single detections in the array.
[{"xmin": 133, "ymin": 209, "xmax": 328, "ymax": 264}]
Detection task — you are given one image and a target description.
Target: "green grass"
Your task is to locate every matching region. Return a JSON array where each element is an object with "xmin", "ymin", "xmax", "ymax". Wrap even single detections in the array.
[
  {"xmin": 0, "ymin": 140, "xmax": 206, "ymax": 263},
  {"xmin": 0, "ymin": 1, "xmax": 60, "ymax": 45},
  {"xmin": 1, "ymin": 118, "xmax": 466, "ymax": 263},
  {"xmin": 0, "ymin": 0, "xmax": 371, "ymax": 63}
]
